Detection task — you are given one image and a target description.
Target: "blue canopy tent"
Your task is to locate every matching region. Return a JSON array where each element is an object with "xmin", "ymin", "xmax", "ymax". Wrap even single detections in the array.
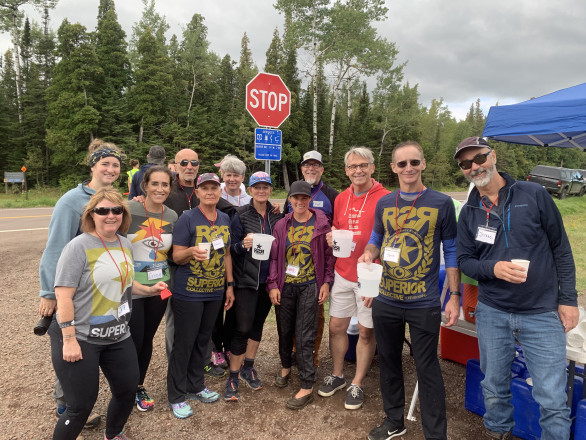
[{"xmin": 483, "ymin": 83, "xmax": 586, "ymax": 150}]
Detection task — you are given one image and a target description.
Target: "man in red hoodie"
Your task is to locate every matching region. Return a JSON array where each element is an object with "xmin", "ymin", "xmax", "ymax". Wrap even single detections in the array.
[{"xmin": 318, "ymin": 147, "xmax": 389, "ymax": 410}]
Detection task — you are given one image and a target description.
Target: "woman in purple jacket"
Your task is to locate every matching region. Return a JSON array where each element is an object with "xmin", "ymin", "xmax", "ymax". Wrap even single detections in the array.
[{"xmin": 267, "ymin": 180, "xmax": 335, "ymax": 410}]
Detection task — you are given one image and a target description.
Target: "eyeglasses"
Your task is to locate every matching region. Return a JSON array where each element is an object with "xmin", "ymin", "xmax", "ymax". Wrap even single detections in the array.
[
  {"xmin": 302, "ymin": 162, "xmax": 322, "ymax": 169},
  {"xmin": 346, "ymin": 162, "xmax": 372, "ymax": 172},
  {"xmin": 92, "ymin": 206, "xmax": 124, "ymax": 216},
  {"xmin": 179, "ymin": 159, "xmax": 200, "ymax": 167},
  {"xmin": 395, "ymin": 159, "xmax": 422, "ymax": 169},
  {"xmin": 458, "ymin": 151, "xmax": 491, "ymax": 170}
]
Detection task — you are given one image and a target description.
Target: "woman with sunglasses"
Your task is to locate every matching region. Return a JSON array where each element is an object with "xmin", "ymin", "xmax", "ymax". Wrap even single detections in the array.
[
  {"xmin": 38, "ymin": 139, "xmax": 124, "ymax": 427},
  {"xmin": 223, "ymin": 172, "xmax": 283, "ymax": 401},
  {"xmin": 50, "ymin": 188, "xmax": 168, "ymax": 440},
  {"xmin": 167, "ymin": 173, "xmax": 235, "ymax": 419},
  {"xmin": 126, "ymin": 166, "xmax": 178, "ymax": 412},
  {"xmin": 267, "ymin": 180, "xmax": 335, "ymax": 410}
]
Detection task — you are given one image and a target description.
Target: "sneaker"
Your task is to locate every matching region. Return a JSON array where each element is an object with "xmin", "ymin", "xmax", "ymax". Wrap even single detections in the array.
[
  {"xmin": 204, "ymin": 362, "xmax": 227, "ymax": 378},
  {"xmin": 135, "ymin": 386, "xmax": 154, "ymax": 411},
  {"xmin": 240, "ymin": 367, "xmax": 263, "ymax": 390},
  {"xmin": 187, "ymin": 387, "xmax": 220, "ymax": 403},
  {"xmin": 485, "ymin": 429, "xmax": 513, "ymax": 439},
  {"xmin": 84, "ymin": 412, "xmax": 101, "ymax": 428},
  {"xmin": 344, "ymin": 384, "xmax": 364, "ymax": 410},
  {"xmin": 56, "ymin": 403, "xmax": 66, "ymax": 418},
  {"xmin": 367, "ymin": 419, "xmax": 406, "ymax": 440},
  {"xmin": 318, "ymin": 374, "xmax": 347, "ymax": 397},
  {"xmin": 104, "ymin": 432, "xmax": 131, "ymax": 440},
  {"xmin": 212, "ymin": 350, "xmax": 228, "ymax": 368},
  {"xmin": 224, "ymin": 377, "xmax": 239, "ymax": 401},
  {"xmin": 168, "ymin": 401, "xmax": 193, "ymax": 419}
]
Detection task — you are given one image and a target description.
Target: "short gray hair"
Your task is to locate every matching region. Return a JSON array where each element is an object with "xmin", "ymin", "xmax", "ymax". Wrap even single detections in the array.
[
  {"xmin": 220, "ymin": 155, "xmax": 246, "ymax": 175},
  {"xmin": 344, "ymin": 147, "xmax": 374, "ymax": 166}
]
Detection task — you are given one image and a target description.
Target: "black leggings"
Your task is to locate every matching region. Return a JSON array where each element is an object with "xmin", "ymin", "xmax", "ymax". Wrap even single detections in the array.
[
  {"xmin": 49, "ymin": 322, "xmax": 138, "ymax": 440},
  {"xmin": 230, "ymin": 284, "xmax": 273, "ymax": 356},
  {"xmin": 212, "ymin": 290, "xmax": 235, "ymax": 353},
  {"xmin": 129, "ymin": 296, "xmax": 168, "ymax": 384}
]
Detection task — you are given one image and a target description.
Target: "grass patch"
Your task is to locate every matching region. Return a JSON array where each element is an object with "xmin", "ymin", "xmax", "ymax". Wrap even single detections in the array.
[
  {"xmin": 0, "ymin": 187, "xmax": 64, "ymax": 208},
  {"xmin": 555, "ymin": 196, "xmax": 586, "ymax": 295}
]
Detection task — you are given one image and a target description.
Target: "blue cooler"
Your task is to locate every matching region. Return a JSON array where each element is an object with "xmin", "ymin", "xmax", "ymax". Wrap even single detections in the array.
[
  {"xmin": 344, "ymin": 317, "xmax": 359, "ymax": 362},
  {"xmin": 465, "ymin": 359, "xmax": 486, "ymax": 416},
  {"xmin": 575, "ymin": 399, "xmax": 586, "ymax": 439}
]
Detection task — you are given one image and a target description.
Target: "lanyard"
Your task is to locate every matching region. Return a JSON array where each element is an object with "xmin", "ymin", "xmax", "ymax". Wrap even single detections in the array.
[
  {"xmin": 96, "ymin": 233, "xmax": 130, "ymax": 294},
  {"xmin": 480, "ymin": 195, "xmax": 499, "ymax": 226},
  {"xmin": 309, "ymin": 181, "xmax": 324, "ymax": 203},
  {"xmin": 393, "ymin": 188, "xmax": 424, "ymax": 245},
  {"xmin": 178, "ymin": 182, "xmax": 196, "ymax": 210},
  {"xmin": 143, "ymin": 203, "xmax": 165, "ymax": 261},
  {"xmin": 343, "ymin": 184, "xmax": 373, "ymax": 226},
  {"xmin": 289, "ymin": 213, "xmax": 311, "ymax": 261},
  {"xmin": 198, "ymin": 205, "xmax": 217, "ymax": 236}
]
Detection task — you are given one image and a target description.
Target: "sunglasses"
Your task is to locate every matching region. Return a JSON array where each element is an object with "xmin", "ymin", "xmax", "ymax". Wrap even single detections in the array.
[
  {"xmin": 179, "ymin": 159, "xmax": 200, "ymax": 167},
  {"xmin": 92, "ymin": 206, "xmax": 124, "ymax": 216},
  {"xmin": 458, "ymin": 151, "xmax": 491, "ymax": 170},
  {"xmin": 395, "ymin": 159, "xmax": 422, "ymax": 169}
]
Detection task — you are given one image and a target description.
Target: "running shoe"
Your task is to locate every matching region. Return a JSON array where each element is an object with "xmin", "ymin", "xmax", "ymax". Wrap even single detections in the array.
[
  {"xmin": 212, "ymin": 350, "xmax": 228, "ymax": 368},
  {"xmin": 104, "ymin": 432, "xmax": 131, "ymax": 440},
  {"xmin": 204, "ymin": 362, "xmax": 226, "ymax": 378},
  {"xmin": 344, "ymin": 384, "xmax": 364, "ymax": 410},
  {"xmin": 317, "ymin": 374, "xmax": 347, "ymax": 397},
  {"xmin": 187, "ymin": 387, "xmax": 220, "ymax": 403},
  {"xmin": 168, "ymin": 401, "xmax": 193, "ymax": 419},
  {"xmin": 135, "ymin": 386, "xmax": 154, "ymax": 411},
  {"xmin": 240, "ymin": 367, "xmax": 263, "ymax": 390},
  {"xmin": 224, "ymin": 377, "xmax": 239, "ymax": 401}
]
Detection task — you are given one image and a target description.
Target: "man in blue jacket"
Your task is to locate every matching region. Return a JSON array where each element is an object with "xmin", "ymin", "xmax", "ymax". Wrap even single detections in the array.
[{"xmin": 455, "ymin": 136, "xmax": 579, "ymax": 440}]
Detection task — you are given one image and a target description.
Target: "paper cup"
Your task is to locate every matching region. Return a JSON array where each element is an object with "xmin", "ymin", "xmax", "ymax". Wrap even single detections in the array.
[
  {"xmin": 357, "ymin": 262, "xmax": 383, "ymax": 298},
  {"xmin": 198, "ymin": 242, "xmax": 211, "ymax": 259},
  {"xmin": 251, "ymin": 234, "xmax": 275, "ymax": 261},
  {"xmin": 567, "ymin": 309, "xmax": 586, "ymax": 347},
  {"xmin": 332, "ymin": 229, "xmax": 354, "ymax": 258},
  {"xmin": 511, "ymin": 259, "xmax": 530, "ymax": 272}
]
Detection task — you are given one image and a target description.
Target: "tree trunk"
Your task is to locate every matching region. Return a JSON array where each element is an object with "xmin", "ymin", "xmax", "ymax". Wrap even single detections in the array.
[
  {"xmin": 186, "ymin": 67, "xmax": 196, "ymax": 129},
  {"xmin": 138, "ymin": 116, "xmax": 144, "ymax": 144},
  {"xmin": 282, "ymin": 160, "xmax": 290, "ymax": 192},
  {"xmin": 328, "ymin": 64, "xmax": 349, "ymax": 156},
  {"xmin": 311, "ymin": 4, "xmax": 318, "ymax": 150},
  {"xmin": 347, "ymin": 77, "xmax": 352, "ymax": 120},
  {"xmin": 9, "ymin": 7, "xmax": 23, "ymax": 123}
]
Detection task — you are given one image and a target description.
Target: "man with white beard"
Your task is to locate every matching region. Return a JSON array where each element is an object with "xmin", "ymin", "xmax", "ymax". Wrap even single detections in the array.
[{"xmin": 455, "ymin": 136, "xmax": 578, "ymax": 440}]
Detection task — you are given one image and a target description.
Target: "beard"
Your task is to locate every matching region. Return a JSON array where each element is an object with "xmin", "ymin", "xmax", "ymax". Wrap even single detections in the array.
[
  {"xmin": 466, "ymin": 161, "xmax": 496, "ymax": 187},
  {"xmin": 304, "ymin": 177, "xmax": 317, "ymax": 185}
]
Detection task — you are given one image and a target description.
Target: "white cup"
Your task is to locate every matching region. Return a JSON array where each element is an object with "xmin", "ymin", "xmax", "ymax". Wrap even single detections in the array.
[
  {"xmin": 332, "ymin": 229, "xmax": 354, "ymax": 258},
  {"xmin": 198, "ymin": 242, "xmax": 211, "ymax": 259},
  {"xmin": 511, "ymin": 259, "xmax": 530, "ymax": 272},
  {"xmin": 357, "ymin": 262, "xmax": 383, "ymax": 298},
  {"xmin": 251, "ymin": 233, "xmax": 275, "ymax": 261}
]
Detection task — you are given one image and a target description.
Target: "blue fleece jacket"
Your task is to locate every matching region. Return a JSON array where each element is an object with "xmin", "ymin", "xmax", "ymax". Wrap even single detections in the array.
[
  {"xmin": 457, "ymin": 173, "xmax": 577, "ymax": 314},
  {"xmin": 39, "ymin": 183, "xmax": 95, "ymax": 299}
]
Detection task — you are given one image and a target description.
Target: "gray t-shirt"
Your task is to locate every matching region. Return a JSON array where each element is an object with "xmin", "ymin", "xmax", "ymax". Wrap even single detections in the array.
[{"xmin": 55, "ymin": 233, "xmax": 135, "ymax": 345}]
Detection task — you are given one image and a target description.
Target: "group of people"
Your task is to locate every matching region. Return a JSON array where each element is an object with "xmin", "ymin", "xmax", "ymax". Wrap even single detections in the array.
[{"xmin": 38, "ymin": 136, "xmax": 578, "ymax": 440}]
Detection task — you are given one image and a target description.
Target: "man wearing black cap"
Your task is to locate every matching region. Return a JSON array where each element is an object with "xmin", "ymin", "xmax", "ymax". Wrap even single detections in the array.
[
  {"xmin": 128, "ymin": 145, "xmax": 166, "ymax": 199},
  {"xmin": 455, "ymin": 136, "xmax": 578, "ymax": 440}
]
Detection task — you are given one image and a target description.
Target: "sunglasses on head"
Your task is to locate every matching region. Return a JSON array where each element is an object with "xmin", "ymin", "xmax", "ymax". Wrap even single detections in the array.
[
  {"xmin": 93, "ymin": 206, "xmax": 124, "ymax": 216},
  {"xmin": 179, "ymin": 159, "xmax": 200, "ymax": 167},
  {"xmin": 458, "ymin": 150, "xmax": 491, "ymax": 170},
  {"xmin": 395, "ymin": 159, "xmax": 422, "ymax": 169}
]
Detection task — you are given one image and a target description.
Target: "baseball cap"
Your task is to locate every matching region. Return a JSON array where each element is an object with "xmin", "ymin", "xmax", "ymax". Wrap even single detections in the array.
[
  {"xmin": 249, "ymin": 171, "xmax": 272, "ymax": 187},
  {"xmin": 197, "ymin": 173, "xmax": 221, "ymax": 187},
  {"xmin": 454, "ymin": 136, "xmax": 491, "ymax": 159},
  {"xmin": 147, "ymin": 145, "xmax": 166, "ymax": 164},
  {"xmin": 301, "ymin": 150, "xmax": 323, "ymax": 165},
  {"xmin": 289, "ymin": 180, "xmax": 312, "ymax": 197}
]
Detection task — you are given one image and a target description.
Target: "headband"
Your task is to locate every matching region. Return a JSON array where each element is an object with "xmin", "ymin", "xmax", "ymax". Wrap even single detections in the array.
[{"xmin": 89, "ymin": 149, "xmax": 122, "ymax": 167}]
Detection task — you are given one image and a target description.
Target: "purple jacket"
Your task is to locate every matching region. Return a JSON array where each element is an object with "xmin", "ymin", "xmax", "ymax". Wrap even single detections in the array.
[{"xmin": 267, "ymin": 208, "xmax": 335, "ymax": 293}]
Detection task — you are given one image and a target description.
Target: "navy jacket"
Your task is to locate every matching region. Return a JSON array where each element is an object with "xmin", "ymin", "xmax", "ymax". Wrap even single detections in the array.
[{"xmin": 457, "ymin": 172, "xmax": 577, "ymax": 314}]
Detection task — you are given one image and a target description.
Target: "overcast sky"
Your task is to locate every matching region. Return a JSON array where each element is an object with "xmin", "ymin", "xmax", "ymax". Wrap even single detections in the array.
[{"xmin": 2, "ymin": 0, "xmax": 585, "ymax": 120}]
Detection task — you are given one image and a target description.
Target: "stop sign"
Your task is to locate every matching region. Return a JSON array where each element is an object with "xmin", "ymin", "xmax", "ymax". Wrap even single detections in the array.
[{"xmin": 246, "ymin": 72, "xmax": 291, "ymax": 128}]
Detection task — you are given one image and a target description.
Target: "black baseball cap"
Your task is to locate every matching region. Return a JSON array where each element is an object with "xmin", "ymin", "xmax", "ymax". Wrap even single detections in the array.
[
  {"xmin": 289, "ymin": 180, "xmax": 312, "ymax": 197},
  {"xmin": 454, "ymin": 136, "xmax": 491, "ymax": 159}
]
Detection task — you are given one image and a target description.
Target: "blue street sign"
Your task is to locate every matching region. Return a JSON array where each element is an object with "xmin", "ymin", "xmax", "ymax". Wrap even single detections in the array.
[{"xmin": 254, "ymin": 128, "xmax": 282, "ymax": 161}]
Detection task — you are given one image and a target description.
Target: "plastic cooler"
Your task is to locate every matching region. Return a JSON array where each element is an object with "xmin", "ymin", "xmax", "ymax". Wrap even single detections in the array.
[
  {"xmin": 344, "ymin": 317, "xmax": 359, "ymax": 362},
  {"xmin": 575, "ymin": 399, "xmax": 586, "ymax": 439},
  {"xmin": 465, "ymin": 359, "xmax": 486, "ymax": 416},
  {"xmin": 440, "ymin": 326, "xmax": 479, "ymax": 365}
]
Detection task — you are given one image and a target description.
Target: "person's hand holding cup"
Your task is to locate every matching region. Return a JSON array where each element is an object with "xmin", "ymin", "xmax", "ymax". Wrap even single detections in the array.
[{"xmin": 194, "ymin": 242, "xmax": 211, "ymax": 261}]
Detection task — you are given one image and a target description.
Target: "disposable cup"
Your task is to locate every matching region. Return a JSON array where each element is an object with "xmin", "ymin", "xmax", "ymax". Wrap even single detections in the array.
[
  {"xmin": 567, "ymin": 309, "xmax": 586, "ymax": 347},
  {"xmin": 198, "ymin": 242, "xmax": 211, "ymax": 259},
  {"xmin": 251, "ymin": 234, "xmax": 275, "ymax": 261},
  {"xmin": 357, "ymin": 262, "xmax": 383, "ymax": 298},
  {"xmin": 332, "ymin": 229, "xmax": 354, "ymax": 258},
  {"xmin": 511, "ymin": 259, "xmax": 530, "ymax": 272}
]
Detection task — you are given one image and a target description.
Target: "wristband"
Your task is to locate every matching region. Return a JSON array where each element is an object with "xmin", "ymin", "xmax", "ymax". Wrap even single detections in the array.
[
  {"xmin": 63, "ymin": 334, "xmax": 76, "ymax": 339},
  {"xmin": 226, "ymin": 281, "xmax": 235, "ymax": 287},
  {"xmin": 449, "ymin": 291, "xmax": 461, "ymax": 296},
  {"xmin": 59, "ymin": 320, "xmax": 76, "ymax": 329}
]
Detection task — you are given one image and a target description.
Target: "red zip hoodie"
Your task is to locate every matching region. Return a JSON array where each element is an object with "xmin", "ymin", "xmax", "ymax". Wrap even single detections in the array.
[{"xmin": 333, "ymin": 178, "xmax": 389, "ymax": 282}]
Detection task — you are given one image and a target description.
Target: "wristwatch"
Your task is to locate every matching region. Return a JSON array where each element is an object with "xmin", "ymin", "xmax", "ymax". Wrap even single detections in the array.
[
  {"xmin": 449, "ymin": 291, "xmax": 461, "ymax": 296},
  {"xmin": 226, "ymin": 281, "xmax": 235, "ymax": 287},
  {"xmin": 59, "ymin": 320, "xmax": 76, "ymax": 329}
]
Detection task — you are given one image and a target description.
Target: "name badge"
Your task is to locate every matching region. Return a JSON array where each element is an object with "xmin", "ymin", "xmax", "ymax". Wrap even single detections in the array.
[
  {"xmin": 351, "ymin": 241, "xmax": 357, "ymax": 252},
  {"xmin": 118, "ymin": 302, "xmax": 130, "ymax": 317},
  {"xmin": 286, "ymin": 264, "xmax": 300, "ymax": 277},
  {"xmin": 476, "ymin": 225, "xmax": 497, "ymax": 244},
  {"xmin": 212, "ymin": 237, "xmax": 224, "ymax": 250},
  {"xmin": 312, "ymin": 200, "xmax": 323, "ymax": 208},
  {"xmin": 383, "ymin": 247, "xmax": 400, "ymax": 263},
  {"xmin": 147, "ymin": 267, "xmax": 163, "ymax": 281}
]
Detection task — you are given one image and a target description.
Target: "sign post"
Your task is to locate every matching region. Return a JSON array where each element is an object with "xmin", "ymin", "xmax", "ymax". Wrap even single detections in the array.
[{"xmin": 246, "ymin": 73, "xmax": 291, "ymax": 176}]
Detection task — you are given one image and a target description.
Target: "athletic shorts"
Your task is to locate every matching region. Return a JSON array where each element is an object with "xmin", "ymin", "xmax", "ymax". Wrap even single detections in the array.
[{"xmin": 329, "ymin": 271, "xmax": 373, "ymax": 328}]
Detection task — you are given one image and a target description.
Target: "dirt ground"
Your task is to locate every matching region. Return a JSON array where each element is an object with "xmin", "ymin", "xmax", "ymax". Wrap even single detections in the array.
[{"xmin": 3, "ymin": 221, "xmax": 583, "ymax": 440}]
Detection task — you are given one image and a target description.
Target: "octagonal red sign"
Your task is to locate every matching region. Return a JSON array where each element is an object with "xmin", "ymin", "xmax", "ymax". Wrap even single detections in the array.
[{"xmin": 246, "ymin": 72, "xmax": 291, "ymax": 128}]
